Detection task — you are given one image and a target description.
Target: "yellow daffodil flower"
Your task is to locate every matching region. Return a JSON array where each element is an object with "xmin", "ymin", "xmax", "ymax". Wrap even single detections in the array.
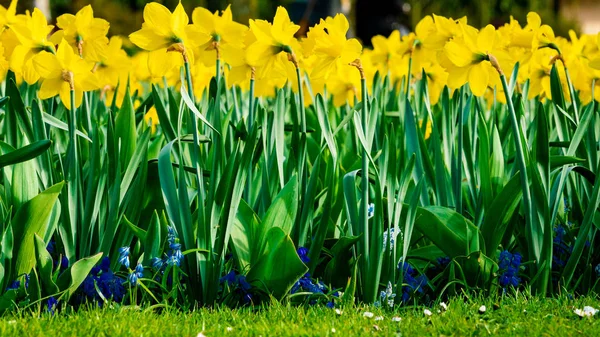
[
  {"xmin": 443, "ymin": 24, "xmax": 510, "ymax": 96},
  {"xmin": 0, "ymin": 42, "xmax": 9, "ymax": 81},
  {"xmin": 370, "ymin": 30, "xmax": 402, "ymax": 73},
  {"xmin": 33, "ymin": 39, "xmax": 100, "ymax": 110},
  {"xmin": 51, "ymin": 5, "xmax": 109, "ymax": 62},
  {"xmin": 9, "ymin": 8, "xmax": 55, "ymax": 84},
  {"xmin": 95, "ymin": 36, "xmax": 131, "ymax": 87},
  {"xmin": 310, "ymin": 14, "xmax": 362, "ymax": 80},
  {"xmin": 129, "ymin": 1, "xmax": 209, "ymax": 65},
  {"xmin": 246, "ymin": 7, "xmax": 299, "ymax": 71},
  {"xmin": 191, "ymin": 5, "xmax": 248, "ymax": 65},
  {"xmin": 527, "ymin": 49, "xmax": 569, "ymax": 101},
  {"xmin": 0, "ymin": 0, "xmax": 17, "ymax": 30}
]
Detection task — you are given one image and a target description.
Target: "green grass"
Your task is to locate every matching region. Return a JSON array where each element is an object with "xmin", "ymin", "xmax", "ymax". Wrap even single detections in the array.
[{"xmin": 2, "ymin": 296, "xmax": 600, "ymax": 336}]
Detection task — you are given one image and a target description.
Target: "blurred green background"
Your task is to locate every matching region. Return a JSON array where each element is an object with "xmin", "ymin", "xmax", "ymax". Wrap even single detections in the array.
[{"xmin": 2, "ymin": 0, "xmax": 598, "ymax": 45}]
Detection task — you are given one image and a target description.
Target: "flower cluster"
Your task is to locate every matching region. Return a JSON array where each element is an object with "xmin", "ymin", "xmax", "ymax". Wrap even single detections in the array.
[
  {"xmin": 553, "ymin": 225, "xmax": 572, "ymax": 269},
  {"xmin": 220, "ymin": 270, "xmax": 253, "ymax": 304},
  {"xmin": 398, "ymin": 261, "xmax": 428, "ymax": 303},
  {"xmin": 297, "ymin": 247, "xmax": 310, "ymax": 264},
  {"xmin": 498, "ymin": 250, "xmax": 522, "ymax": 288},
  {"xmin": 376, "ymin": 282, "xmax": 397, "ymax": 308},
  {"xmin": 128, "ymin": 263, "xmax": 144, "ymax": 286},
  {"xmin": 382, "ymin": 228, "xmax": 398, "ymax": 251},
  {"xmin": 79, "ymin": 257, "xmax": 125, "ymax": 304},
  {"xmin": 151, "ymin": 226, "xmax": 184, "ymax": 270}
]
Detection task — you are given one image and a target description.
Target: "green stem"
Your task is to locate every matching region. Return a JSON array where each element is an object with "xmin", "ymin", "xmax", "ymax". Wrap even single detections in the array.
[
  {"xmin": 499, "ymin": 73, "xmax": 541, "ymax": 293},
  {"xmin": 245, "ymin": 78, "xmax": 255, "ymax": 202},
  {"xmin": 184, "ymin": 60, "xmax": 204, "ymax": 200},
  {"xmin": 296, "ymin": 66, "xmax": 307, "ymax": 203},
  {"xmin": 68, "ymin": 89, "xmax": 79, "ymax": 258},
  {"xmin": 216, "ymin": 58, "xmax": 221, "ymax": 88},
  {"xmin": 406, "ymin": 56, "xmax": 413, "ymax": 98},
  {"xmin": 359, "ymin": 76, "xmax": 371, "ymax": 301},
  {"xmin": 562, "ymin": 65, "xmax": 579, "ymax": 123}
]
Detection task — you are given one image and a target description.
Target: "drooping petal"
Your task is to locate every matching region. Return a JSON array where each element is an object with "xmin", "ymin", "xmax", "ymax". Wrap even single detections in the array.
[
  {"xmin": 38, "ymin": 77, "xmax": 63, "ymax": 100},
  {"xmin": 468, "ymin": 61, "xmax": 489, "ymax": 96},
  {"xmin": 129, "ymin": 27, "xmax": 172, "ymax": 51}
]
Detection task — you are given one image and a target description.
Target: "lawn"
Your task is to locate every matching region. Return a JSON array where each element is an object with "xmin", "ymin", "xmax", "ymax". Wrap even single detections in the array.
[{"xmin": 2, "ymin": 296, "xmax": 600, "ymax": 336}]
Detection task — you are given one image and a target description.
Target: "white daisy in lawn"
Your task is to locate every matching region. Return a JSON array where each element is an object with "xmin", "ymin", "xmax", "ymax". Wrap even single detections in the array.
[
  {"xmin": 479, "ymin": 305, "xmax": 487, "ymax": 314},
  {"xmin": 226, "ymin": 327, "xmax": 233, "ymax": 332},
  {"xmin": 197, "ymin": 333, "xmax": 206, "ymax": 337},
  {"xmin": 331, "ymin": 328, "xmax": 336, "ymax": 333},
  {"xmin": 363, "ymin": 311, "xmax": 374, "ymax": 318},
  {"xmin": 335, "ymin": 308, "xmax": 343, "ymax": 315},
  {"xmin": 392, "ymin": 316, "xmax": 402, "ymax": 322},
  {"xmin": 375, "ymin": 316, "xmax": 384, "ymax": 321},
  {"xmin": 423, "ymin": 309, "xmax": 432, "ymax": 316},
  {"xmin": 574, "ymin": 306, "xmax": 598, "ymax": 317},
  {"xmin": 440, "ymin": 302, "xmax": 448, "ymax": 311}
]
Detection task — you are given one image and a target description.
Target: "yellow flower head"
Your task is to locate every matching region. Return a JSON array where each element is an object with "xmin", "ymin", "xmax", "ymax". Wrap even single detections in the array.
[
  {"xmin": 51, "ymin": 5, "xmax": 109, "ymax": 62},
  {"xmin": 9, "ymin": 8, "xmax": 55, "ymax": 84},
  {"xmin": 532, "ymin": 24, "xmax": 561, "ymax": 54},
  {"xmin": 33, "ymin": 39, "xmax": 100, "ymax": 110},
  {"xmin": 129, "ymin": 1, "xmax": 209, "ymax": 65},
  {"xmin": 443, "ymin": 24, "xmax": 509, "ymax": 96},
  {"xmin": 191, "ymin": 5, "xmax": 248, "ymax": 65},
  {"xmin": 0, "ymin": 42, "xmax": 9, "ymax": 82},
  {"xmin": 0, "ymin": 0, "xmax": 17, "ymax": 30},
  {"xmin": 311, "ymin": 14, "xmax": 362, "ymax": 80},
  {"xmin": 527, "ymin": 48, "xmax": 569, "ymax": 101},
  {"xmin": 246, "ymin": 7, "xmax": 299, "ymax": 68},
  {"xmin": 95, "ymin": 36, "xmax": 132, "ymax": 87}
]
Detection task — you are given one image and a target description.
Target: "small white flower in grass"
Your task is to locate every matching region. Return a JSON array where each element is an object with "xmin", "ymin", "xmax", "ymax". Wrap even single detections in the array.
[
  {"xmin": 363, "ymin": 311, "xmax": 374, "ymax": 318},
  {"xmin": 423, "ymin": 309, "xmax": 432, "ymax": 316},
  {"xmin": 392, "ymin": 316, "xmax": 402, "ymax": 322},
  {"xmin": 479, "ymin": 305, "xmax": 487, "ymax": 314},
  {"xmin": 331, "ymin": 328, "xmax": 336, "ymax": 333},
  {"xmin": 197, "ymin": 333, "xmax": 207, "ymax": 337},
  {"xmin": 375, "ymin": 316, "xmax": 384, "ymax": 321},
  {"xmin": 226, "ymin": 327, "xmax": 233, "ymax": 332},
  {"xmin": 440, "ymin": 302, "xmax": 448, "ymax": 311},
  {"xmin": 574, "ymin": 306, "xmax": 598, "ymax": 317},
  {"xmin": 335, "ymin": 308, "xmax": 343, "ymax": 315}
]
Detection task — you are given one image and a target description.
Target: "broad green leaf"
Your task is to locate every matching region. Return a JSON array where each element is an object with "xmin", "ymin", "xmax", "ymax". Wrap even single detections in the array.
[
  {"xmin": 12, "ymin": 182, "xmax": 65, "ymax": 278},
  {"xmin": 56, "ymin": 252, "xmax": 103, "ymax": 300},
  {"xmin": 246, "ymin": 227, "xmax": 308, "ymax": 299}
]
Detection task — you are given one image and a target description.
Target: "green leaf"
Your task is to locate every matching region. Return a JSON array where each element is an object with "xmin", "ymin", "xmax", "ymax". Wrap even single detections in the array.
[
  {"xmin": 261, "ymin": 176, "xmax": 299, "ymax": 238},
  {"xmin": 34, "ymin": 234, "xmax": 59, "ymax": 294},
  {"xmin": 115, "ymin": 87, "xmax": 138, "ymax": 170},
  {"xmin": 56, "ymin": 252, "xmax": 103, "ymax": 301},
  {"xmin": 11, "ymin": 182, "xmax": 65, "ymax": 278},
  {"xmin": 413, "ymin": 206, "xmax": 480, "ymax": 258},
  {"xmin": 0, "ymin": 140, "xmax": 51, "ymax": 170},
  {"xmin": 246, "ymin": 227, "xmax": 308, "ymax": 299},
  {"xmin": 323, "ymin": 235, "xmax": 361, "ymax": 288}
]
